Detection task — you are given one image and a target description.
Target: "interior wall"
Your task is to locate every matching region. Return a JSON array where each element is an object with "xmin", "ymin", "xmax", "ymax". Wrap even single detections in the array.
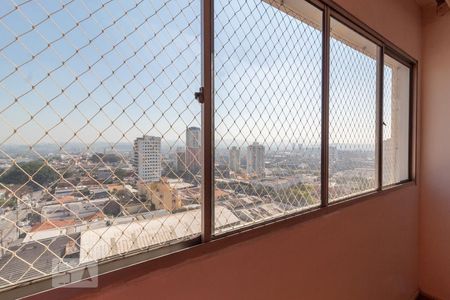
[
  {"xmin": 30, "ymin": 1, "xmax": 422, "ymax": 299},
  {"xmin": 32, "ymin": 189, "xmax": 420, "ymax": 300},
  {"xmin": 420, "ymin": 5, "xmax": 450, "ymax": 299}
]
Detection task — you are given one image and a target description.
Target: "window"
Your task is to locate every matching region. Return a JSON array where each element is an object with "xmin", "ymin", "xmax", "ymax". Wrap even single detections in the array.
[
  {"xmin": 383, "ymin": 55, "xmax": 411, "ymax": 186},
  {"xmin": 214, "ymin": 0, "xmax": 323, "ymax": 234},
  {"xmin": 329, "ymin": 18, "xmax": 378, "ymax": 201},
  {"xmin": 0, "ymin": 0, "xmax": 415, "ymax": 296},
  {"xmin": 0, "ymin": 0, "xmax": 202, "ymax": 290}
]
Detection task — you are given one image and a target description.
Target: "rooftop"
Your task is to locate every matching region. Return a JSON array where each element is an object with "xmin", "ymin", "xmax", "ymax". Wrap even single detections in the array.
[{"xmin": 79, "ymin": 206, "xmax": 239, "ymax": 263}]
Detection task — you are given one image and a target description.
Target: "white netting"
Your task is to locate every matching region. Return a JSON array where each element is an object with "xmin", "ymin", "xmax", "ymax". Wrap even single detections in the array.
[
  {"xmin": 213, "ymin": 0, "xmax": 323, "ymax": 234},
  {"xmin": 328, "ymin": 17, "xmax": 378, "ymax": 201},
  {"xmin": 0, "ymin": 0, "xmax": 211, "ymax": 288}
]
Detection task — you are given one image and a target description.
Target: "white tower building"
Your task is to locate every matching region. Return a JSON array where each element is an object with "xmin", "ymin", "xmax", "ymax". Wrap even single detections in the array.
[
  {"xmin": 186, "ymin": 127, "xmax": 201, "ymax": 148},
  {"xmin": 186, "ymin": 127, "xmax": 201, "ymax": 172},
  {"xmin": 229, "ymin": 146, "xmax": 240, "ymax": 172},
  {"xmin": 133, "ymin": 135, "xmax": 161, "ymax": 182},
  {"xmin": 247, "ymin": 142, "xmax": 265, "ymax": 176}
]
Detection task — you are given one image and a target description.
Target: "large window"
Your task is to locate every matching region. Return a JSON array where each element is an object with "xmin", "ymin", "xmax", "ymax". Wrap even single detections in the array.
[{"xmin": 0, "ymin": 0, "xmax": 415, "ymax": 295}]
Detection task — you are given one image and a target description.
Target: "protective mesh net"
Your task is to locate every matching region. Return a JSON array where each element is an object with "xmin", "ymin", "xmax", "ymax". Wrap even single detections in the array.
[
  {"xmin": 0, "ymin": 0, "xmax": 408, "ymax": 290},
  {"xmin": 328, "ymin": 17, "xmax": 378, "ymax": 201},
  {"xmin": 0, "ymin": 0, "xmax": 209, "ymax": 288},
  {"xmin": 213, "ymin": 0, "xmax": 323, "ymax": 234},
  {"xmin": 382, "ymin": 55, "xmax": 410, "ymax": 186}
]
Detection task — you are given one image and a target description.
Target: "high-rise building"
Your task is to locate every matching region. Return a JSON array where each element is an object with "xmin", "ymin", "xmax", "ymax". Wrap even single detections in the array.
[
  {"xmin": 229, "ymin": 146, "xmax": 240, "ymax": 172},
  {"xmin": 185, "ymin": 127, "xmax": 201, "ymax": 172},
  {"xmin": 186, "ymin": 126, "xmax": 201, "ymax": 148},
  {"xmin": 247, "ymin": 142, "xmax": 265, "ymax": 176},
  {"xmin": 133, "ymin": 135, "xmax": 161, "ymax": 182}
]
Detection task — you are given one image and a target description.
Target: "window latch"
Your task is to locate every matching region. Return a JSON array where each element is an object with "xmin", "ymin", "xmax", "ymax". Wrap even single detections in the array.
[{"xmin": 195, "ymin": 87, "xmax": 204, "ymax": 104}]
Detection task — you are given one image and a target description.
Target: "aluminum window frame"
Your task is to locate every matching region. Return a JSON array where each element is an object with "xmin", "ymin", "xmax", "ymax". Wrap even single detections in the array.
[
  {"xmin": 0, "ymin": 0, "xmax": 418, "ymax": 298},
  {"xmin": 208, "ymin": 0, "xmax": 417, "ymax": 238},
  {"xmin": 382, "ymin": 48, "xmax": 416, "ymax": 189}
]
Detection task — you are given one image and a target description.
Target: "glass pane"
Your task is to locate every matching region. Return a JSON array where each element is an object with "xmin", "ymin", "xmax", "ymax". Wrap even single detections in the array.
[
  {"xmin": 0, "ymin": 0, "xmax": 201, "ymax": 288},
  {"xmin": 383, "ymin": 55, "xmax": 410, "ymax": 186},
  {"xmin": 214, "ymin": 0, "xmax": 323, "ymax": 235},
  {"xmin": 329, "ymin": 18, "xmax": 378, "ymax": 201}
]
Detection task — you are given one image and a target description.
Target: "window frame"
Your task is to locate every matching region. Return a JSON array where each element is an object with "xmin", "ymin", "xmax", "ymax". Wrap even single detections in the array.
[
  {"xmin": 1, "ymin": 0, "xmax": 418, "ymax": 298},
  {"xmin": 207, "ymin": 0, "xmax": 417, "ymax": 239},
  {"xmin": 382, "ymin": 47, "xmax": 416, "ymax": 189}
]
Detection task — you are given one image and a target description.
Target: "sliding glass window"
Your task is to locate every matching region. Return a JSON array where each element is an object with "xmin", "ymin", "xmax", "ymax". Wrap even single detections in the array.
[
  {"xmin": 328, "ymin": 18, "xmax": 378, "ymax": 201},
  {"xmin": 383, "ymin": 55, "xmax": 411, "ymax": 186},
  {"xmin": 214, "ymin": 0, "xmax": 323, "ymax": 234},
  {"xmin": 0, "ymin": 0, "xmax": 201, "ymax": 289}
]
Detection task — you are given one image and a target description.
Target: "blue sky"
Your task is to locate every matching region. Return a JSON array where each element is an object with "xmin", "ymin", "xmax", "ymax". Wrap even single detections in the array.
[
  {"xmin": 0, "ymin": 0, "xmax": 201, "ymax": 149},
  {"xmin": 0, "ymin": 0, "xmax": 382, "ymax": 153}
]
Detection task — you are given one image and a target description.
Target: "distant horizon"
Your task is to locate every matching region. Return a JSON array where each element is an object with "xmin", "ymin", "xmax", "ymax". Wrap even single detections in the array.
[
  {"xmin": 0, "ymin": 140, "xmax": 377, "ymax": 151},
  {"xmin": 0, "ymin": 0, "xmax": 378, "ymax": 148}
]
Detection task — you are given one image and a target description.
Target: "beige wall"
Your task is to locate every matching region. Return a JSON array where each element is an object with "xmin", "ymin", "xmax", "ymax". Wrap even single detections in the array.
[
  {"xmin": 330, "ymin": 0, "xmax": 421, "ymax": 59},
  {"xmin": 420, "ymin": 5, "xmax": 450, "ymax": 299},
  {"xmin": 31, "ymin": 1, "xmax": 422, "ymax": 299}
]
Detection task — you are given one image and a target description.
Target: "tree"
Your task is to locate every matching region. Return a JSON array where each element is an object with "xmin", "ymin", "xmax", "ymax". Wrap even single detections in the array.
[
  {"xmin": 103, "ymin": 200, "xmax": 121, "ymax": 217},
  {"xmin": 0, "ymin": 160, "xmax": 59, "ymax": 189},
  {"xmin": 0, "ymin": 197, "xmax": 17, "ymax": 209},
  {"xmin": 114, "ymin": 168, "xmax": 128, "ymax": 180},
  {"xmin": 89, "ymin": 153, "xmax": 121, "ymax": 164}
]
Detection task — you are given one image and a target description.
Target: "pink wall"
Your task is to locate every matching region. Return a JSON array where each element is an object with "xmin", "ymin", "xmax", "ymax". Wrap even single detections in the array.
[
  {"xmin": 31, "ymin": 1, "xmax": 422, "ymax": 299},
  {"xmin": 34, "ymin": 188, "xmax": 420, "ymax": 300},
  {"xmin": 420, "ymin": 5, "xmax": 450, "ymax": 299},
  {"xmin": 329, "ymin": 0, "xmax": 421, "ymax": 59}
]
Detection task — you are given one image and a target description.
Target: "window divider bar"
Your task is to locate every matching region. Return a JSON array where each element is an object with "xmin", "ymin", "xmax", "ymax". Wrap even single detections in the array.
[
  {"xmin": 376, "ymin": 46, "xmax": 384, "ymax": 191},
  {"xmin": 201, "ymin": 0, "xmax": 214, "ymax": 242},
  {"xmin": 321, "ymin": 6, "xmax": 330, "ymax": 207}
]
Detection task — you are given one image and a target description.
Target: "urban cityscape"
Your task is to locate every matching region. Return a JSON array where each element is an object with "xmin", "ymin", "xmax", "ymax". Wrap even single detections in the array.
[{"xmin": 0, "ymin": 123, "xmax": 377, "ymax": 287}]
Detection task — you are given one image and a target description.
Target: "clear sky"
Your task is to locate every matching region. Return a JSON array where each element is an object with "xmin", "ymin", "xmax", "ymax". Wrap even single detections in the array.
[{"xmin": 0, "ymin": 0, "xmax": 382, "ymax": 153}]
